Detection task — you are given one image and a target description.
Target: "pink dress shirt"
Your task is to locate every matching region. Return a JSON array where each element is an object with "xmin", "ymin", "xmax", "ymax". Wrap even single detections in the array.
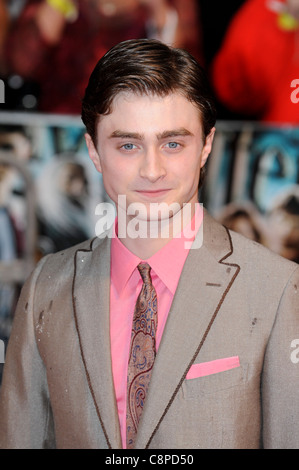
[{"xmin": 110, "ymin": 206, "xmax": 203, "ymax": 448}]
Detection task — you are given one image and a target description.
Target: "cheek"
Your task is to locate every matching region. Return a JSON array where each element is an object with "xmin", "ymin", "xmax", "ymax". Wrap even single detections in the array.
[
  {"xmin": 175, "ymin": 156, "xmax": 201, "ymax": 182},
  {"xmin": 100, "ymin": 159, "xmax": 134, "ymax": 191},
  {"xmin": 176, "ymin": 161, "xmax": 202, "ymax": 196}
]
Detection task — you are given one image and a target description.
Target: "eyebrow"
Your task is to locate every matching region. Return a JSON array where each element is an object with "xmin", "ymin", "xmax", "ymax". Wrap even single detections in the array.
[{"xmin": 109, "ymin": 127, "xmax": 194, "ymax": 140}]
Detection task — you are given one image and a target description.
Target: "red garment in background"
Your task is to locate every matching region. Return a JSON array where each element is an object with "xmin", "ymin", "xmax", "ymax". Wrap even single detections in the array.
[
  {"xmin": 4, "ymin": 1, "xmax": 148, "ymax": 114},
  {"xmin": 211, "ymin": 0, "xmax": 299, "ymax": 123},
  {"xmin": 5, "ymin": 0, "xmax": 202, "ymax": 115}
]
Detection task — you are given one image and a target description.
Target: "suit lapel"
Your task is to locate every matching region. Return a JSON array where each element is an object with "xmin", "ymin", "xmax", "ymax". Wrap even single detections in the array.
[
  {"xmin": 135, "ymin": 212, "xmax": 240, "ymax": 448},
  {"xmin": 71, "ymin": 213, "xmax": 240, "ymax": 449},
  {"xmin": 72, "ymin": 235, "xmax": 122, "ymax": 449}
]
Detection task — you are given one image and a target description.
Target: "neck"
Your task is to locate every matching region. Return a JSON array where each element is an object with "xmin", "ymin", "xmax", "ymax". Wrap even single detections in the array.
[{"xmin": 116, "ymin": 202, "xmax": 199, "ymax": 259}]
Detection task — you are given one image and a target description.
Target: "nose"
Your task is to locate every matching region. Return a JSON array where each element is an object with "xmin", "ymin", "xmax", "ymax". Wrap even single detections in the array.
[{"xmin": 139, "ymin": 147, "xmax": 166, "ymax": 182}]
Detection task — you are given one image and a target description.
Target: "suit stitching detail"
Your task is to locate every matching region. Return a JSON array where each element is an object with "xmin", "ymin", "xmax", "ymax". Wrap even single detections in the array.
[
  {"xmin": 145, "ymin": 228, "xmax": 241, "ymax": 449},
  {"xmin": 72, "ymin": 247, "xmax": 112, "ymax": 450}
]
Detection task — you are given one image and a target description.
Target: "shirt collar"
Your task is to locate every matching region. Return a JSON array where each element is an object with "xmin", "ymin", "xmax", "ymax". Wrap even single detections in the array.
[{"xmin": 111, "ymin": 204, "xmax": 203, "ymax": 295}]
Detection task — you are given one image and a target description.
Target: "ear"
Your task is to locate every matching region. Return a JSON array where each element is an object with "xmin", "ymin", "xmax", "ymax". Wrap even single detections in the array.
[
  {"xmin": 200, "ymin": 127, "xmax": 215, "ymax": 168},
  {"xmin": 85, "ymin": 133, "xmax": 102, "ymax": 173}
]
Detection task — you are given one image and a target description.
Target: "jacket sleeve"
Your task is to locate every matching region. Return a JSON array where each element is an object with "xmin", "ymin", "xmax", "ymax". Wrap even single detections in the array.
[
  {"xmin": 0, "ymin": 255, "xmax": 56, "ymax": 449},
  {"xmin": 262, "ymin": 265, "xmax": 299, "ymax": 448}
]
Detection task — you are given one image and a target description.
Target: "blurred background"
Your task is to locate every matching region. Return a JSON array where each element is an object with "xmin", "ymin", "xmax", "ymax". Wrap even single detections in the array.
[{"xmin": 0, "ymin": 0, "xmax": 299, "ymax": 380}]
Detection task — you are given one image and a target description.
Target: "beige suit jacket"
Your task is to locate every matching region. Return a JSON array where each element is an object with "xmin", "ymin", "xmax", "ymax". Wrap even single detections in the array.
[{"xmin": 0, "ymin": 212, "xmax": 299, "ymax": 449}]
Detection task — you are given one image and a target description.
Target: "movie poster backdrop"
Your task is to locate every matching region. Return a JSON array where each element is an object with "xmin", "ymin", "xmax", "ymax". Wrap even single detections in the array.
[{"xmin": 0, "ymin": 113, "xmax": 298, "ymax": 381}]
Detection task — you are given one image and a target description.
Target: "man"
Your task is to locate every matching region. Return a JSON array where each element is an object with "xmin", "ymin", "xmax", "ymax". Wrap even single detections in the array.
[{"xmin": 0, "ymin": 39, "xmax": 299, "ymax": 449}]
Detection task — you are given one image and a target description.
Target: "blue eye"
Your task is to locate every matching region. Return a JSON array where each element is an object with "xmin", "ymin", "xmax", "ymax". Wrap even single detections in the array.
[
  {"xmin": 122, "ymin": 143, "xmax": 136, "ymax": 151},
  {"xmin": 167, "ymin": 142, "xmax": 179, "ymax": 149}
]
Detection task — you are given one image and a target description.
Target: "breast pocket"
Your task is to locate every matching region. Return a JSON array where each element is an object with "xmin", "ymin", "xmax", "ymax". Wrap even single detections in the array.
[{"xmin": 182, "ymin": 362, "xmax": 248, "ymax": 399}]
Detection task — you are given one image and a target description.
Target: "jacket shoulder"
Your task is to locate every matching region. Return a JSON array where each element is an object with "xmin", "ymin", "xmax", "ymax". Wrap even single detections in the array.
[
  {"xmin": 31, "ymin": 235, "xmax": 108, "ymax": 285},
  {"xmin": 39, "ymin": 238, "xmax": 96, "ymax": 270},
  {"xmin": 228, "ymin": 228, "xmax": 298, "ymax": 277}
]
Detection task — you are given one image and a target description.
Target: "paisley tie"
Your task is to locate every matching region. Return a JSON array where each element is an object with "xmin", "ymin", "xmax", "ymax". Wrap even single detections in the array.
[{"xmin": 126, "ymin": 262, "xmax": 158, "ymax": 449}]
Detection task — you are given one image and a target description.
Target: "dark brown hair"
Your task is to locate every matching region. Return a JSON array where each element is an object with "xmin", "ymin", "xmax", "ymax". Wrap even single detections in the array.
[{"xmin": 82, "ymin": 38, "xmax": 216, "ymax": 142}]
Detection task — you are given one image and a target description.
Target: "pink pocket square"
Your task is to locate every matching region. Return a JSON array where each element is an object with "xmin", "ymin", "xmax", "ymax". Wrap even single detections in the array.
[{"xmin": 186, "ymin": 356, "xmax": 240, "ymax": 380}]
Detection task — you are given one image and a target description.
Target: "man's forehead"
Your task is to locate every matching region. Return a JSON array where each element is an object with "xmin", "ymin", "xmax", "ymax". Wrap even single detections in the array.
[
  {"xmin": 108, "ymin": 89, "xmax": 194, "ymax": 107},
  {"xmin": 97, "ymin": 90, "xmax": 202, "ymax": 128}
]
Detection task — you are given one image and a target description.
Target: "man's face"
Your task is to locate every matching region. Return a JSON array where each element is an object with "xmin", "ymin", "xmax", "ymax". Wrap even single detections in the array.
[{"xmin": 86, "ymin": 91, "xmax": 215, "ymax": 223}]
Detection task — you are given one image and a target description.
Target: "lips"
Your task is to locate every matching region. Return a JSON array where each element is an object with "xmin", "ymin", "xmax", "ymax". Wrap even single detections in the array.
[{"xmin": 135, "ymin": 189, "xmax": 171, "ymax": 198}]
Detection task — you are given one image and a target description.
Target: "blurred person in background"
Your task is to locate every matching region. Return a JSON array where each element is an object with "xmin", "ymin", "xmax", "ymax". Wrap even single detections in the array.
[
  {"xmin": 211, "ymin": 0, "xmax": 299, "ymax": 123},
  {"xmin": 0, "ymin": 0, "xmax": 28, "ymax": 73},
  {"xmin": 0, "ymin": 0, "xmax": 10, "ymax": 74},
  {"xmin": 263, "ymin": 187, "xmax": 299, "ymax": 263},
  {"xmin": 3, "ymin": 0, "xmax": 202, "ymax": 114},
  {"xmin": 36, "ymin": 154, "xmax": 94, "ymax": 252}
]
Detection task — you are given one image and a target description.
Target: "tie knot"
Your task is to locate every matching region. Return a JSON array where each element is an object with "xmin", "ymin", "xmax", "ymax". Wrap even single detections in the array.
[{"xmin": 137, "ymin": 262, "xmax": 152, "ymax": 284}]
